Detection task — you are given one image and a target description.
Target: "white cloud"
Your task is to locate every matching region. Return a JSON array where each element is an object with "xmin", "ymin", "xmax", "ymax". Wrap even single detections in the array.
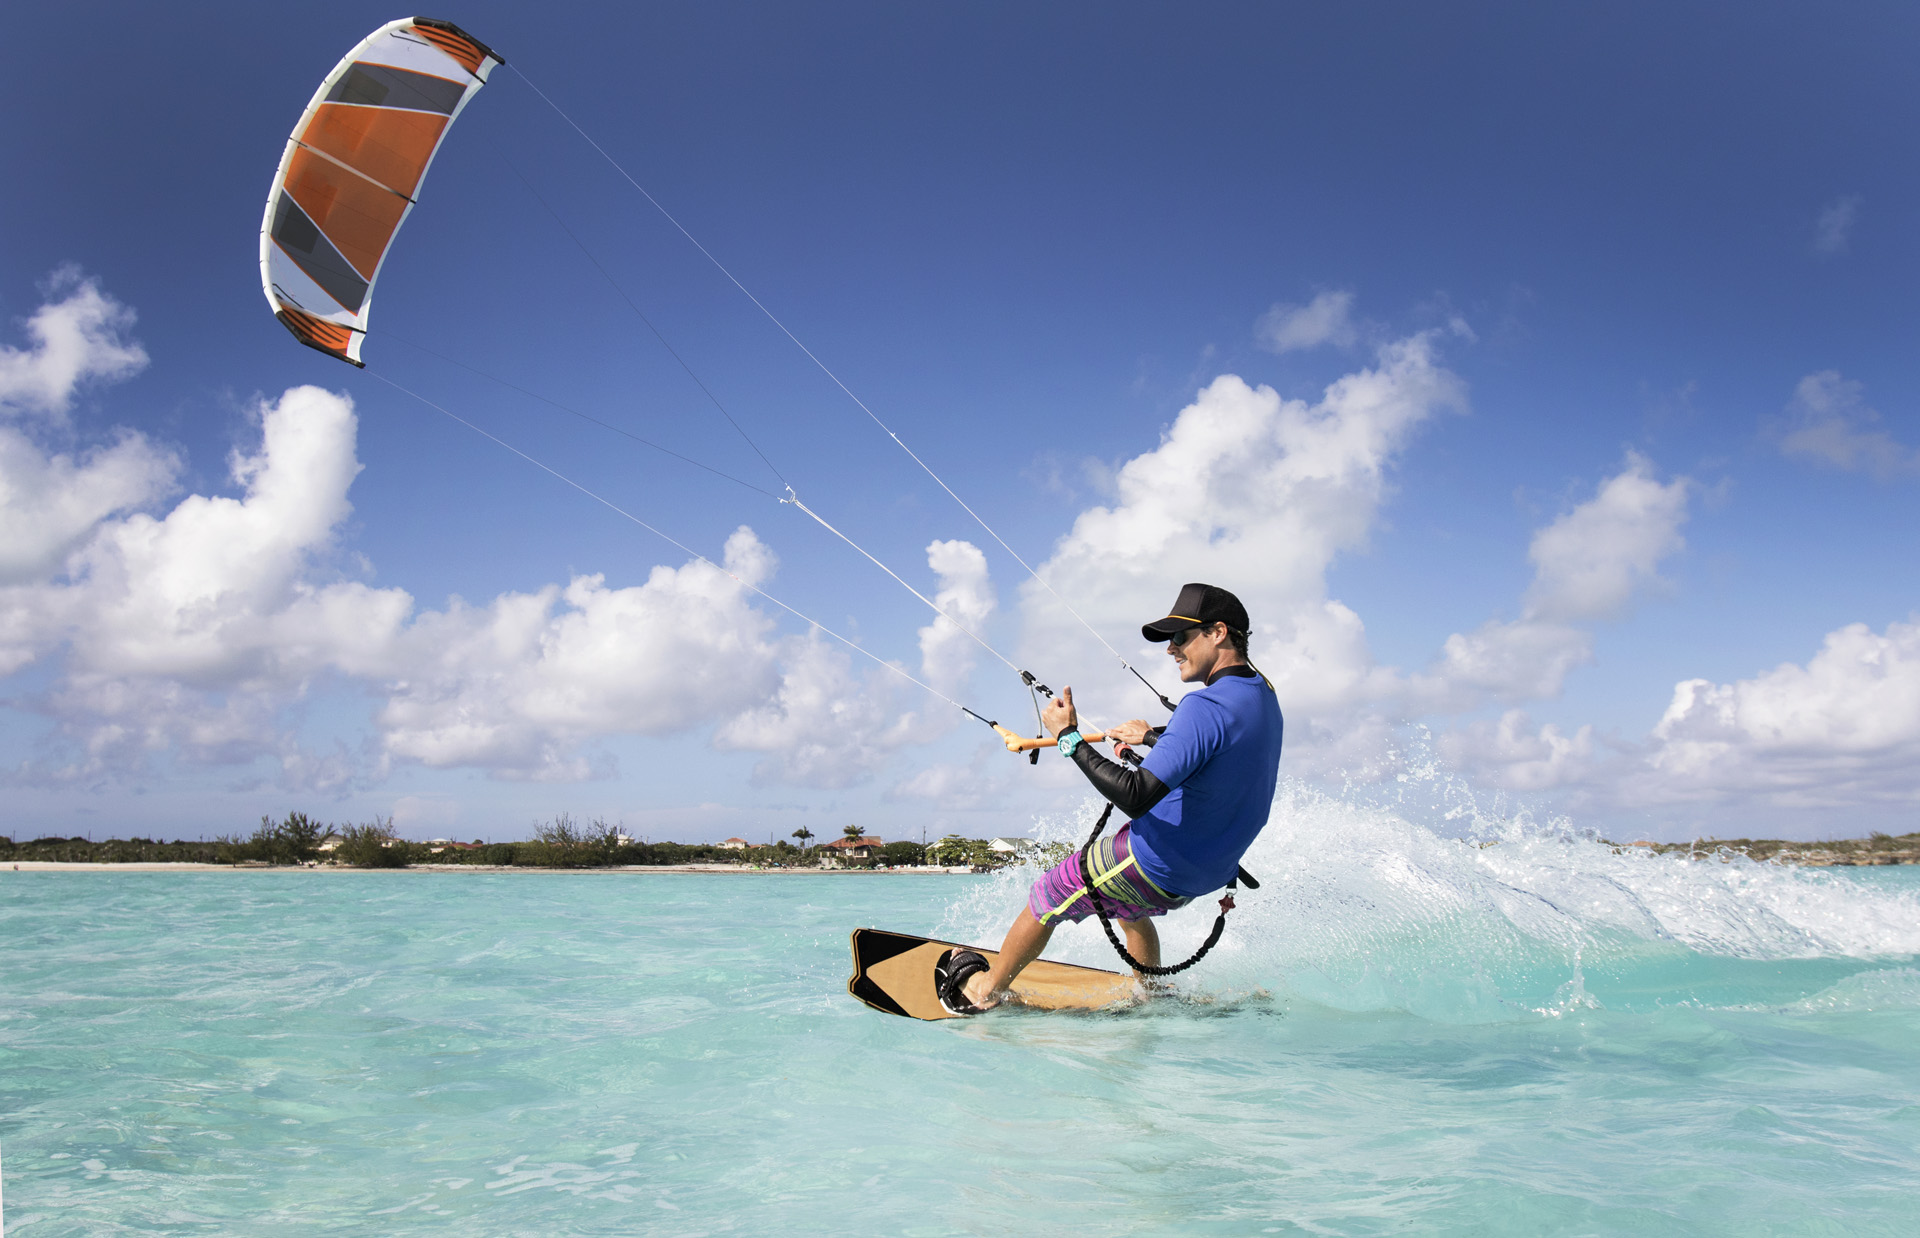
[
  {"xmin": 1, "ymin": 381, "xmax": 766, "ymax": 783},
  {"xmin": 1422, "ymin": 610, "xmax": 1920, "ymax": 823},
  {"xmin": 1420, "ymin": 620, "xmax": 1592, "ymax": 709},
  {"xmin": 1443, "ymin": 616, "xmax": 1920, "ymax": 822},
  {"xmin": 1647, "ymin": 617, "xmax": 1920, "ymax": 807},
  {"xmin": 0, "ymin": 426, "xmax": 178, "ymax": 586},
  {"xmin": 888, "ymin": 746, "xmax": 1012, "ymax": 809},
  {"xmin": 26, "ymin": 269, "xmax": 1911, "ymax": 827},
  {"xmin": 1007, "ymin": 343, "xmax": 1686, "ymax": 794},
  {"xmin": 54, "ymin": 386, "xmax": 388, "ymax": 682},
  {"xmin": 378, "ymin": 528, "xmax": 783, "ymax": 780},
  {"xmin": 0, "ymin": 271, "xmax": 174, "ymax": 590},
  {"xmin": 713, "ymin": 634, "xmax": 920, "ymax": 788},
  {"xmin": 0, "ymin": 273, "xmax": 1705, "ymax": 810},
  {"xmin": 1523, "ymin": 451, "xmax": 1690, "ymax": 623},
  {"xmin": 1019, "ymin": 331, "xmax": 1465, "ymax": 750},
  {"xmin": 716, "ymin": 538, "xmax": 996, "ymax": 787},
  {"xmin": 1812, "ymin": 195, "xmax": 1861, "ymax": 256},
  {"xmin": 916, "ymin": 538, "xmax": 996, "ymax": 693},
  {"xmin": 0, "ymin": 335, "xmax": 1016, "ymax": 789},
  {"xmin": 3, "ymin": 386, "xmax": 415, "ymax": 783},
  {"xmin": 1437, "ymin": 709, "xmax": 1596, "ymax": 792},
  {"xmin": 1775, "ymin": 370, "xmax": 1917, "ymax": 480},
  {"xmin": 1255, "ymin": 290, "xmax": 1359, "ymax": 353},
  {"xmin": 1413, "ymin": 454, "xmax": 1690, "ymax": 714},
  {"xmin": 391, "ymin": 795, "xmax": 460, "ymax": 830},
  {"xmin": 1412, "ymin": 456, "xmax": 1695, "ymax": 800},
  {"xmin": 0, "ymin": 268, "xmax": 149, "ymax": 418}
]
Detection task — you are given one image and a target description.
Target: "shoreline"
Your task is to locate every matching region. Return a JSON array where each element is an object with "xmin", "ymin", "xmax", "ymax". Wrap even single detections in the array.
[
  {"xmin": 11, "ymin": 839, "xmax": 1920, "ymax": 874},
  {"xmin": 1608, "ymin": 842, "xmax": 1920, "ymax": 867},
  {"xmin": 0, "ymin": 861, "xmax": 982, "ymax": 874}
]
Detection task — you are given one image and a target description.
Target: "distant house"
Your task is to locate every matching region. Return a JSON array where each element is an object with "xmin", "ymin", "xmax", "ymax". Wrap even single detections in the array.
[
  {"xmin": 988, "ymin": 837, "xmax": 1034, "ymax": 856},
  {"xmin": 316, "ymin": 833, "xmax": 344, "ymax": 853},
  {"xmin": 824, "ymin": 835, "xmax": 884, "ymax": 860},
  {"xmin": 718, "ymin": 837, "xmax": 750, "ymax": 850}
]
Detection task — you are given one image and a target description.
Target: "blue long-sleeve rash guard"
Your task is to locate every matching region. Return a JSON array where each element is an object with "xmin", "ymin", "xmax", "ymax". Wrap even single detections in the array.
[{"xmin": 1129, "ymin": 669, "xmax": 1285, "ymax": 898}]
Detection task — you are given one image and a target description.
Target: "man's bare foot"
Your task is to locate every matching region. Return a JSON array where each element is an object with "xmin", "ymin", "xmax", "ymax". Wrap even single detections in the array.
[{"xmin": 962, "ymin": 971, "xmax": 1008, "ymax": 1010}]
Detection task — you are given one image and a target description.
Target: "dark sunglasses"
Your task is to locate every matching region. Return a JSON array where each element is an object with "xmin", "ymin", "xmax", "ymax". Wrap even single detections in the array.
[{"xmin": 1168, "ymin": 624, "xmax": 1216, "ymax": 649}]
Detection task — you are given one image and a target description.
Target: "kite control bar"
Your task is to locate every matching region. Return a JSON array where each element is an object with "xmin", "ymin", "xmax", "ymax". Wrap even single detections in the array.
[{"xmin": 992, "ymin": 724, "xmax": 1107, "ymax": 753}]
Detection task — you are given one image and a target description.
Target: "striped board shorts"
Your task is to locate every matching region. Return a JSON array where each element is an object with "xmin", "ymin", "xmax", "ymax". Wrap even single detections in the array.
[{"xmin": 1029, "ymin": 824, "xmax": 1192, "ymax": 925}]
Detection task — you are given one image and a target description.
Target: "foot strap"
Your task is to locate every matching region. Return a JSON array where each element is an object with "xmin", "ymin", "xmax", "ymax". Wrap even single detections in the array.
[{"xmin": 935, "ymin": 948, "xmax": 990, "ymax": 1015}]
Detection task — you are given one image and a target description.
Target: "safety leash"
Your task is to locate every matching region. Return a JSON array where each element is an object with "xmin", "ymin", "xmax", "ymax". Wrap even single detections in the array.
[{"xmin": 1074, "ymin": 803, "xmax": 1258, "ymax": 977}]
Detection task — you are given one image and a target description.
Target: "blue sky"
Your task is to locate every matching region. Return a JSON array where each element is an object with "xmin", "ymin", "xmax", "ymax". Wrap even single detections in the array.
[{"xmin": 3, "ymin": 1, "xmax": 1916, "ymax": 843}]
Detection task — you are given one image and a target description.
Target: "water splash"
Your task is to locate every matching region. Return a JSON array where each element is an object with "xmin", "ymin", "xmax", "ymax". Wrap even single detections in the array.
[{"xmin": 940, "ymin": 778, "xmax": 1920, "ymax": 1023}]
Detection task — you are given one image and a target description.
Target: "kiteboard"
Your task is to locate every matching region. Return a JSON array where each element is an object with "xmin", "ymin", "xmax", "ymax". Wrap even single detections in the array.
[{"xmin": 847, "ymin": 928, "xmax": 1138, "ymax": 1020}]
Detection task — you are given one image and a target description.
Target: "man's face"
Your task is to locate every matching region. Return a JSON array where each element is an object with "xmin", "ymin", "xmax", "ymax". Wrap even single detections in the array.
[{"xmin": 1166, "ymin": 622, "xmax": 1229, "ymax": 683}]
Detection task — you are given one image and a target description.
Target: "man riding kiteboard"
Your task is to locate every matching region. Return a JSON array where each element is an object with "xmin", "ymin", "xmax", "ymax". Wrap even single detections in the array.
[{"xmin": 943, "ymin": 583, "xmax": 1284, "ymax": 1013}]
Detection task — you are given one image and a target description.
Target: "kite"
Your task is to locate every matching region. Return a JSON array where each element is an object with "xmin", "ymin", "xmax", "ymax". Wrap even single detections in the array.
[{"xmin": 259, "ymin": 18, "xmax": 502, "ymax": 366}]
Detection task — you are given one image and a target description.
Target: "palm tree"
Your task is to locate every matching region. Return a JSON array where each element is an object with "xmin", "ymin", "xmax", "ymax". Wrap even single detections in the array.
[
  {"xmin": 791, "ymin": 827, "xmax": 814, "ymax": 847},
  {"xmin": 842, "ymin": 823, "xmax": 864, "ymax": 841}
]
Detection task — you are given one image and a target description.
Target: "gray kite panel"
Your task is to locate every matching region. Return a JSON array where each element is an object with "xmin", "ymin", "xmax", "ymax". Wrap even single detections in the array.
[
  {"xmin": 271, "ymin": 192, "xmax": 371, "ymax": 314},
  {"xmin": 326, "ymin": 62, "xmax": 467, "ymax": 115}
]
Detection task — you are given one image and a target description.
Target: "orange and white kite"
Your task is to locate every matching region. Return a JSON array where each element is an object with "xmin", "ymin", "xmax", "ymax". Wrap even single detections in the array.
[{"xmin": 259, "ymin": 18, "xmax": 502, "ymax": 366}]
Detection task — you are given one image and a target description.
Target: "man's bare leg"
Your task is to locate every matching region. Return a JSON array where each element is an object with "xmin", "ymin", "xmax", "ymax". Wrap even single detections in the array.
[
  {"xmin": 962, "ymin": 908, "xmax": 1053, "ymax": 1009},
  {"xmin": 959, "ymin": 908, "xmax": 1168, "ymax": 1009},
  {"xmin": 1120, "ymin": 916, "xmax": 1161, "ymax": 974}
]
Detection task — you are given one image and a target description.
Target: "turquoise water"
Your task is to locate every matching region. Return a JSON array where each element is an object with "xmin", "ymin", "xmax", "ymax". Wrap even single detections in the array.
[{"xmin": 5, "ymin": 796, "xmax": 1920, "ymax": 1235}]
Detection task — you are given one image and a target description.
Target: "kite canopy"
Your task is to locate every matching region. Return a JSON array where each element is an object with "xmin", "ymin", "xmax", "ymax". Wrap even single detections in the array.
[{"xmin": 259, "ymin": 18, "xmax": 502, "ymax": 366}]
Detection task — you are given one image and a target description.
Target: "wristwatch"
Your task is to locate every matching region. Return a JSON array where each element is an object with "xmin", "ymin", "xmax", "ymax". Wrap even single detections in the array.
[{"xmin": 1057, "ymin": 727, "xmax": 1083, "ymax": 758}]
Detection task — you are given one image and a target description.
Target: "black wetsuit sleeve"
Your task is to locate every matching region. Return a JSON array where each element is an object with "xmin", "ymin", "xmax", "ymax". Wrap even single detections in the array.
[{"xmin": 1070, "ymin": 737, "xmax": 1170, "ymax": 818}]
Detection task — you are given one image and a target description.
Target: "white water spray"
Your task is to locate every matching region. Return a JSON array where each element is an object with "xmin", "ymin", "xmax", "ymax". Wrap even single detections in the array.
[{"xmin": 940, "ymin": 776, "xmax": 1920, "ymax": 1023}]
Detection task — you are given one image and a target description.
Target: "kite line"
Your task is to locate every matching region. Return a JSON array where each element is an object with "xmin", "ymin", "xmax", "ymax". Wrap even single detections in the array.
[{"xmin": 510, "ymin": 65, "xmax": 1179, "ymax": 715}]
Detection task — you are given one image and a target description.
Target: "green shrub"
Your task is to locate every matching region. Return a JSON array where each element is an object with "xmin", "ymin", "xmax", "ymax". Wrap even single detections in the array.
[
  {"xmin": 446, "ymin": 843, "xmax": 520, "ymax": 866},
  {"xmin": 878, "ymin": 841, "xmax": 925, "ymax": 866},
  {"xmin": 2, "ymin": 836, "xmax": 224, "ymax": 864},
  {"xmin": 1034, "ymin": 841, "xmax": 1072, "ymax": 868},
  {"xmin": 521, "ymin": 814, "xmax": 625, "ymax": 868},
  {"xmin": 217, "ymin": 812, "xmax": 328, "ymax": 865},
  {"xmin": 337, "ymin": 818, "xmax": 409, "ymax": 868},
  {"xmin": 927, "ymin": 834, "xmax": 971, "ymax": 865},
  {"xmin": 928, "ymin": 835, "xmax": 1006, "ymax": 866}
]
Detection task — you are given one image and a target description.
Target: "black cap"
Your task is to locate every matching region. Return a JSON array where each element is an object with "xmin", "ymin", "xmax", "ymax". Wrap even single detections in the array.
[{"xmin": 1142, "ymin": 583, "xmax": 1250, "ymax": 642}]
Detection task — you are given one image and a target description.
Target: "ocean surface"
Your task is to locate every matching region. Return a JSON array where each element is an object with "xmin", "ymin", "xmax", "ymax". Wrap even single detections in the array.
[{"xmin": 5, "ymin": 791, "xmax": 1920, "ymax": 1236}]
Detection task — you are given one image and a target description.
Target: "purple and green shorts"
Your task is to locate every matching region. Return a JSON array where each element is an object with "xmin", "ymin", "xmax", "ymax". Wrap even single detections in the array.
[{"xmin": 1029, "ymin": 824, "xmax": 1191, "ymax": 924}]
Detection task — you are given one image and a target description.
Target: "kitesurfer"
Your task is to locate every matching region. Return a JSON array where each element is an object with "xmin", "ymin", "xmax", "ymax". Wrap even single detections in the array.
[{"xmin": 942, "ymin": 583, "xmax": 1284, "ymax": 1013}]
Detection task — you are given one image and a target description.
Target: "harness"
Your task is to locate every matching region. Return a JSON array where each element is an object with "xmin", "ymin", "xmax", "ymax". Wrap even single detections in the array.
[{"xmin": 1074, "ymin": 802, "xmax": 1260, "ymax": 976}]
